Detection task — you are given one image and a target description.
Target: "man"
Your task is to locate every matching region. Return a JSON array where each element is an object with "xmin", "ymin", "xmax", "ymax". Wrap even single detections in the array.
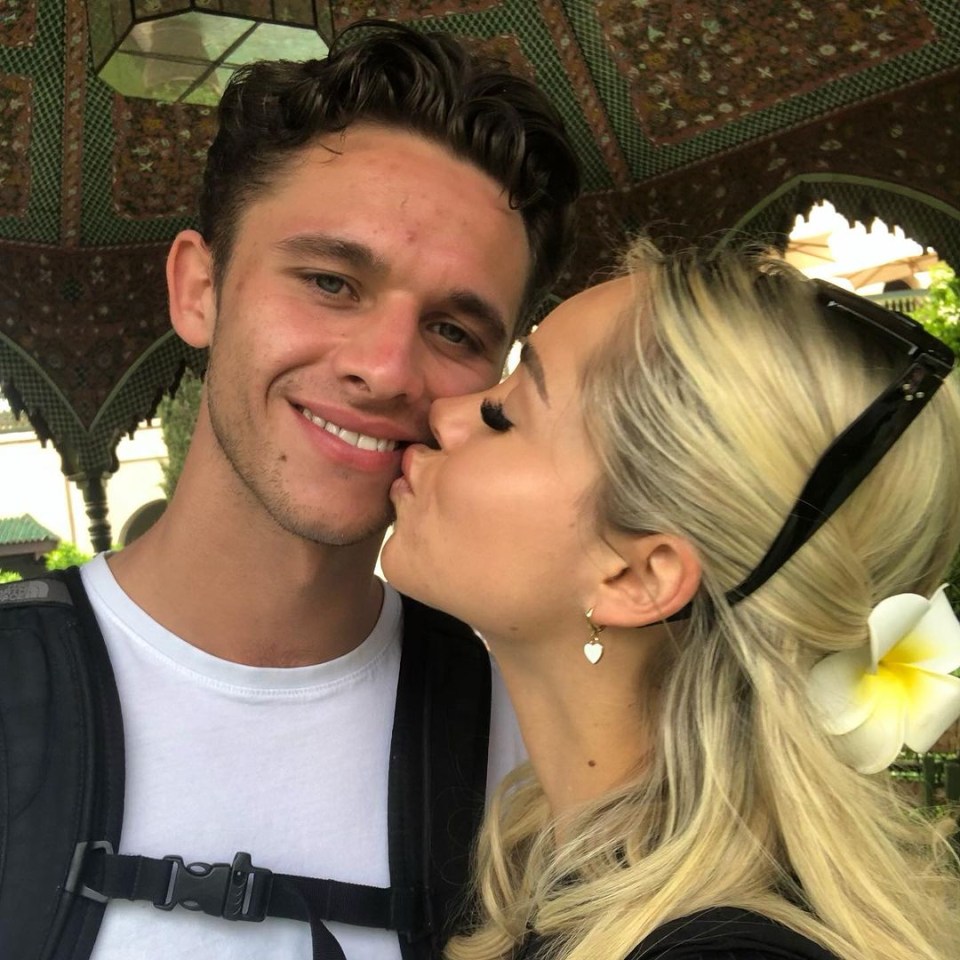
[{"xmin": 66, "ymin": 22, "xmax": 578, "ymax": 960}]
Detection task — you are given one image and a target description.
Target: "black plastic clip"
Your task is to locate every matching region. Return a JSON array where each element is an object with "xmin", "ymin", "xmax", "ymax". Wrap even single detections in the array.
[
  {"xmin": 158, "ymin": 851, "xmax": 273, "ymax": 922},
  {"xmin": 65, "ymin": 840, "xmax": 115, "ymax": 903}
]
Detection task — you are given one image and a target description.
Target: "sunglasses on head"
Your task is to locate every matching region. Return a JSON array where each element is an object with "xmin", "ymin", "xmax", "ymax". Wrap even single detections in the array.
[
  {"xmin": 671, "ymin": 280, "xmax": 956, "ymax": 620},
  {"xmin": 731, "ymin": 280, "xmax": 956, "ymax": 603}
]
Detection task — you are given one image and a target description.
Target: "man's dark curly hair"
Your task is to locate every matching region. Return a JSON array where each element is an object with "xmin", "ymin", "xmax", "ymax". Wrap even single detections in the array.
[{"xmin": 199, "ymin": 20, "xmax": 581, "ymax": 331}]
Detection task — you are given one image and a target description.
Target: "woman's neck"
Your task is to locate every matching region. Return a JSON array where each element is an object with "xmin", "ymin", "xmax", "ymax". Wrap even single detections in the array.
[{"xmin": 487, "ymin": 623, "xmax": 665, "ymax": 820}]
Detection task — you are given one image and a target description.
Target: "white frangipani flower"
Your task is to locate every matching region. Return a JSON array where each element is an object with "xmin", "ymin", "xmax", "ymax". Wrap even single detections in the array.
[{"xmin": 808, "ymin": 585, "xmax": 960, "ymax": 774}]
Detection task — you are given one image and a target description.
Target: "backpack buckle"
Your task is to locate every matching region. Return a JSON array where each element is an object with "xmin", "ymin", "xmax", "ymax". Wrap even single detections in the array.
[
  {"xmin": 65, "ymin": 840, "xmax": 115, "ymax": 903},
  {"xmin": 159, "ymin": 851, "xmax": 273, "ymax": 921}
]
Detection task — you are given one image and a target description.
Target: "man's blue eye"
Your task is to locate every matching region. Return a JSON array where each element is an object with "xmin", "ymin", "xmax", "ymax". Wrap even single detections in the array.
[
  {"xmin": 314, "ymin": 274, "xmax": 346, "ymax": 295},
  {"xmin": 435, "ymin": 322, "xmax": 467, "ymax": 345}
]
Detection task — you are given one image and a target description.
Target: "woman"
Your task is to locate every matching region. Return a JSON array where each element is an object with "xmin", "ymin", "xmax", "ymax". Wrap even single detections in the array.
[{"xmin": 381, "ymin": 240, "xmax": 960, "ymax": 960}]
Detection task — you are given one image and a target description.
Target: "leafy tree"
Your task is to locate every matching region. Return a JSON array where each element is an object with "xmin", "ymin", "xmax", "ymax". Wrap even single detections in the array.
[
  {"xmin": 44, "ymin": 542, "xmax": 93, "ymax": 569},
  {"xmin": 909, "ymin": 263, "xmax": 960, "ymax": 610},
  {"xmin": 0, "ymin": 542, "xmax": 92, "ymax": 581},
  {"xmin": 157, "ymin": 369, "xmax": 203, "ymax": 499},
  {"xmin": 910, "ymin": 262, "xmax": 960, "ymax": 356}
]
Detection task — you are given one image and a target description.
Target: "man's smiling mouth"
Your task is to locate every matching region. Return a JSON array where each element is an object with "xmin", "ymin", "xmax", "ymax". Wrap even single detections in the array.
[{"xmin": 297, "ymin": 406, "xmax": 401, "ymax": 453}]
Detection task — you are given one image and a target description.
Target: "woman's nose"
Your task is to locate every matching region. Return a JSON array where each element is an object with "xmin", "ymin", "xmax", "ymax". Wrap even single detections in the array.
[{"xmin": 428, "ymin": 391, "xmax": 484, "ymax": 450}]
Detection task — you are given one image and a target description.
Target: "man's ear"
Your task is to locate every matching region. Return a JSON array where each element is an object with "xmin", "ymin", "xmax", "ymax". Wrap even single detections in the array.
[
  {"xmin": 167, "ymin": 229, "xmax": 217, "ymax": 348},
  {"xmin": 587, "ymin": 533, "xmax": 701, "ymax": 628}
]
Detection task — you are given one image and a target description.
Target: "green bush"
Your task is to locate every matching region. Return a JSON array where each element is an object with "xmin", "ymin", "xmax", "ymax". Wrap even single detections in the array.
[
  {"xmin": 157, "ymin": 369, "xmax": 202, "ymax": 500},
  {"xmin": 44, "ymin": 542, "xmax": 93, "ymax": 570},
  {"xmin": 910, "ymin": 262, "xmax": 960, "ymax": 356},
  {"xmin": 909, "ymin": 264, "xmax": 960, "ymax": 612},
  {"xmin": 0, "ymin": 570, "xmax": 22, "ymax": 583}
]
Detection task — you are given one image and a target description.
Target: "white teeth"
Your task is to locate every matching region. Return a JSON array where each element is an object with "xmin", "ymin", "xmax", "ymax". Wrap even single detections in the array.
[{"xmin": 299, "ymin": 407, "xmax": 398, "ymax": 453}]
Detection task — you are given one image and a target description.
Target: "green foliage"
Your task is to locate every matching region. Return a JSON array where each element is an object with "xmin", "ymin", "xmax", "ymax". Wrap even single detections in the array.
[
  {"xmin": 910, "ymin": 262, "xmax": 960, "ymax": 356},
  {"xmin": 946, "ymin": 549, "xmax": 960, "ymax": 614},
  {"xmin": 909, "ymin": 264, "xmax": 960, "ymax": 611},
  {"xmin": 157, "ymin": 369, "xmax": 203, "ymax": 500},
  {"xmin": 0, "ymin": 570, "xmax": 22, "ymax": 583},
  {"xmin": 44, "ymin": 542, "xmax": 93, "ymax": 570}
]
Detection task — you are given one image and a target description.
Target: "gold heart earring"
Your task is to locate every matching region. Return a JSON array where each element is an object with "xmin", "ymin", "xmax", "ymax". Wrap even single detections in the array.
[{"xmin": 583, "ymin": 608, "xmax": 605, "ymax": 664}]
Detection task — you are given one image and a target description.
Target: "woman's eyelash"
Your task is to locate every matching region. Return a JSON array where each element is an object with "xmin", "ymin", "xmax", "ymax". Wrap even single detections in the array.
[{"xmin": 480, "ymin": 398, "xmax": 514, "ymax": 432}]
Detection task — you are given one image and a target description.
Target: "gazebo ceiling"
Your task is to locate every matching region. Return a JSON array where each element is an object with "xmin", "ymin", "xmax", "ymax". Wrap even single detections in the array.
[{"xmin": 2, "ymin": 0, "xmax": 960, "ymax": 546}]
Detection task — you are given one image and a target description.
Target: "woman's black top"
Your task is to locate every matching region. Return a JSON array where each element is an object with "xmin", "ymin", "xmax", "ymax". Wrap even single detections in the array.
[{"xmin": 517, "ymin": 907, "xmax": 840, "ymax": 959}]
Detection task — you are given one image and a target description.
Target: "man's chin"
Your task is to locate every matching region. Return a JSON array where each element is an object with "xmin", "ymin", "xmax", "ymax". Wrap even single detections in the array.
[{"xmin": 277, "ymin": 508, "xmax": 394, "ymax": 549}]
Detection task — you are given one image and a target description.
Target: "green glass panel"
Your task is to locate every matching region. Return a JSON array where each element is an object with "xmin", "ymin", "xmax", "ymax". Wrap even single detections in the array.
[
  {"xmin": 183, "ymin": 67, "xmax": 234, "ymax": 105},
  {"xmin": 270, "ymin": 0, "xmax": 317, "ymax": 27},
  {"xmin": 99, "ymin": 50, "xmax": 205, "ymax": 100},
  {"xmin": 219, "ymin": 1, "xmax": 273, "ymax": 18},
  {"xmin": 224, "ymin": 22, "xmax": 327, "ymax": 66},
  {"xmin": 87, "ymin": 0, "xmax": 135, "ymax": 67},
  {"xmin": 124, "ymin": 10, "xmax": 250, "ymax": 62}
]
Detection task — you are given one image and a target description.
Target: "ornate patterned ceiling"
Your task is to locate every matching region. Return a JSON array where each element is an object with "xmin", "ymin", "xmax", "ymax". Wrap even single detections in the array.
[{"xmin": 2, "ymin": 0, "xmax": 960, "ymax": 546}]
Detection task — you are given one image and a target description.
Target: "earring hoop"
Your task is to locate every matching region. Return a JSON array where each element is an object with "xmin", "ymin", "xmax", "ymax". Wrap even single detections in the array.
[{"xmin": 583, "ymin": 607, "xmax": 605, "ymax": 664}]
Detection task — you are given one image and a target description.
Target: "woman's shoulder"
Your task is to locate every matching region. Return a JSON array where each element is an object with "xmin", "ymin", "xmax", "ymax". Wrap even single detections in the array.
[{"xmin": 626, "ymin": 907, "xmax": 839, "ymax": 960}]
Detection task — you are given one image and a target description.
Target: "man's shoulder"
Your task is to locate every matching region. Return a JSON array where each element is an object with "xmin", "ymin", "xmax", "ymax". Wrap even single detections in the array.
[
  {"xmin": 0, "ymin": 567, "xmax": 85, "ymax": 629},
  {"xmin": 398, "ymin": 593, "xmax": 486, "ymax": 651}
]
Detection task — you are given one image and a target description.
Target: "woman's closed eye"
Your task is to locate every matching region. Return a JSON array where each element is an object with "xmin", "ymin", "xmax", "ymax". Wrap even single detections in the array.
[{"xmin": 480, "ymin": 398, "xmax": 514, "ymax": 432}]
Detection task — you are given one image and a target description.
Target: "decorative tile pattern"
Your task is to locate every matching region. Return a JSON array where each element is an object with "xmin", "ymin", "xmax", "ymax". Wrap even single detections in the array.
[
  {"xmin": 112, "ymin": 97, "xmax": 217, "ymax": 219},
  {"xmin": 467, "ymin": 31, "xmax": 533, "ymax": 80},
  {"xmin": 560, "ymin": 72, "xmax": 960, "ymax": 296},
  {"xmin": 0, "ymin": 242, "xmax": 170, "ymax": 425},
  {"xmin": 331, "ymin": 0, "xmax": 499, "ymax": 23},
  {"xmin": 537, "ymin": 0, "xmax": 629, "ymax": 186},
  {"xmin": 60, "ymin": 0, "xmax": 86, "ymax": 244},
  {"xmin": 0, "ymin": 73, "xmax": 31, "ymax": 216},
  {"xmin": 0, "ymin": 0, "xmax": 38, "ymax": 48},
  {"xmin": 596, "ymin": 0, "xmax": 936, "ymax": 145}
]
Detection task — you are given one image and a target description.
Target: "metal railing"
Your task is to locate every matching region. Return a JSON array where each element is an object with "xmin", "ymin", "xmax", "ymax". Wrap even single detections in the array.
[
  {"xmin": 866, "ymin": 288, "xmax": 931, "ymax": 316},
  {"xmin": 891, "ymin": 751, "xmax": 960, "ymax": 806}
]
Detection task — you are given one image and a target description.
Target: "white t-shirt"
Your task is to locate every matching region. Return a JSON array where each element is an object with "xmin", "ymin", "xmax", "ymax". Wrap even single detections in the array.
[{"xmin": 81, "ymin": 554, "xmax": 525, "ymax": 960}]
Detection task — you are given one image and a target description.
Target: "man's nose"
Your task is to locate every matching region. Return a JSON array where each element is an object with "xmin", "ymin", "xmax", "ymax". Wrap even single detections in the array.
[{"xmin": 332, "ymin": 303, "xmax": 427, "ymax": 404}]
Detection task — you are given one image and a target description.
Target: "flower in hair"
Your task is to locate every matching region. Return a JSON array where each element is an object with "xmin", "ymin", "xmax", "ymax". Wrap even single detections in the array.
[{"xmin": 808, "ymin": 585, "xmax": 960, "ymax": 774}]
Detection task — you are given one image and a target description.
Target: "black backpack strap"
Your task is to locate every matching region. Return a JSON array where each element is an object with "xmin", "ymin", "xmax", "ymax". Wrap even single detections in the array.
[
  {"xmin": 70, "ymin": 845, "xmax": 402, "ymax": 959},
  {"xmin": 0, "ymin": 566, "xmax": 125, "ymax": 960},
  {"xmin": 33, "ymin": 588, "xmax": 491, "ymax": 960},
  {"xmin": 391, "ymin": 596, "xmax": 493, "ymax": 960}
]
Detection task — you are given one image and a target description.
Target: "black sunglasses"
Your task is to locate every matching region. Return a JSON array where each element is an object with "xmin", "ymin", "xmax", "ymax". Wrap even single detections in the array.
[
  {"xmin": 670, "ymin": 280, "xmax": 956, "ymax": 620},
  {"xmin": 730, "ymin": 280, "xmax": 955, "ymax": 604}
]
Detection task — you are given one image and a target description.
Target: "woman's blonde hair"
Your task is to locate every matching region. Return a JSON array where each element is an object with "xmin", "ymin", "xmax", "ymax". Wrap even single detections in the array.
[{"xmin": 447, "ymin": 239, "xmax": 960, "ymax": 960}]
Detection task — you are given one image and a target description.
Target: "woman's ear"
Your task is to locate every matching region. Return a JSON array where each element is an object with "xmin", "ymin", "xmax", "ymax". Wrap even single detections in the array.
[
  {"xmin": 167, "ymin": 229, "xmax": 216, "ymax": 348},
  {"xmin": 588, "ymin": 532, "xmax": 701, "ymax": 628}
]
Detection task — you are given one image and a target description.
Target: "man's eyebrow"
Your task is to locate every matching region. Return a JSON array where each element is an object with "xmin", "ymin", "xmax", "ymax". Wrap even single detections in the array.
[
  {"xmin": 275, "ymin": 234, "xmax": 388, "ymax": 275},
  {"xmin": 448, "ymin": 290, "xmax": 508, "ymax": 349},
  {"xmin": 520, "ymin": 340, "xmax": 549, "ymax": 405}
]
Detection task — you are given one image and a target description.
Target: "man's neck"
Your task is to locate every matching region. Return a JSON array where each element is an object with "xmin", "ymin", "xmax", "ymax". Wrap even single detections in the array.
[{"xmin": 107, "ymin": 490, "xmax": 386, "ymax": 668}]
